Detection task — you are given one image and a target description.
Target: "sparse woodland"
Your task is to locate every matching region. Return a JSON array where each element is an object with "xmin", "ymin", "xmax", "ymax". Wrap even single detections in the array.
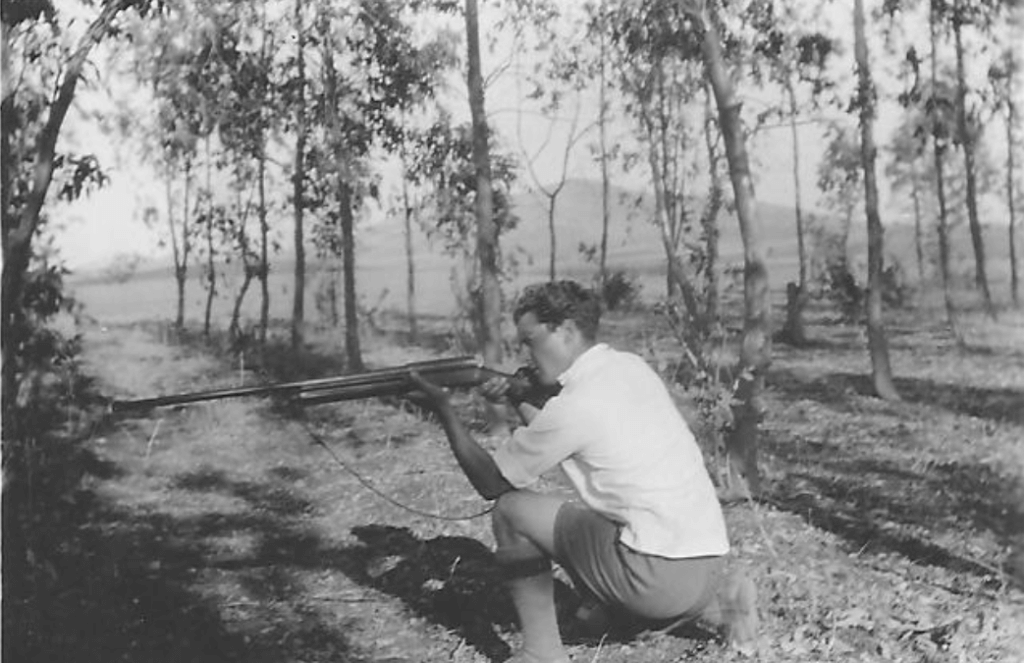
[{"xmin": 2, "ymin": 0, "xmax": 1023, "ymax": 662}]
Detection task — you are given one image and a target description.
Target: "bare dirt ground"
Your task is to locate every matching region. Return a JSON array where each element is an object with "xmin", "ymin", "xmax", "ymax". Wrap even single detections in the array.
[{"xmin": 15, "ymin": 302, "xmax": 1024, "ymax": 663}]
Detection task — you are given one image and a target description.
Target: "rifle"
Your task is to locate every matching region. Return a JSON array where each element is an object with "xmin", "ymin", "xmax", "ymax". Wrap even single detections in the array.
[{"xmin": 110, "ymin": 356, "xmax": 560, "ymax": 413}]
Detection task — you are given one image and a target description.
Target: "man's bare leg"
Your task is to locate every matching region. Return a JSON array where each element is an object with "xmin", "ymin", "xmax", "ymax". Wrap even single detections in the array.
[{"xmin": 492, "ymin": 491, "xmax": 569, "ymax": 663}]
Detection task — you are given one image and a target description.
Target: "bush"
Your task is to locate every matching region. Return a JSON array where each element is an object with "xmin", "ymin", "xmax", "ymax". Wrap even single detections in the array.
[{"xmin": 601, "ymin": 270, "xmax": 641, "ymax": 311}]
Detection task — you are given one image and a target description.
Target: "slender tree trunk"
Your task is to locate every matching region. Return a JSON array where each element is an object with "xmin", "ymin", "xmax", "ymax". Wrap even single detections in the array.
[
  {"xmin": 291, "ymin": 0, "xmax": 306, "ymax": 350},
  {"xmin": 598, "ymin": 0, "xmax": 610, "ymax": 291},
  {"xmin": 953, "ymin": 7, "xmax": 995, "ymax": 317},
  {"xmin": 399, "ymin": 135, "xmax": 419, "ymax": 342},
  {"xmin": 465, "ymin": 0, "xmax": 502, "ymax": 369},
  {"xmin": 698, "ymin": 1, "xmax": 768, "ymax": 498},
  {"xmin": 202, "ymin": 161, "xmax": 215, "ymax": 338},
  {"xmin": 1009, "ymin": 97, "xmax": 1020, "ymax": 307},
  {"xmin": 166, "ymin": 175, "xmax": 187, "ymax": 329},
  {"xmin": 911, "ymin": 164, "xmax": 926, "ymax": 284},
  {"xmin": 702, "ymin": 84, "xmax": 722, "ymax": 327},
  {"xmin": 258, "ymin": 147, "xmax": 269, "ymax": 345},
  {"xmin": 854, "ymin": 0, "xmax": 900, "ymax": 400},
  {"xmin": 547, "ymin": 197, "xmax": 557, "ymax": 280},
  {"xmin": 931, "ymin": 0, "xmax": 962, "ymax": 336},
  {"xmin": 782, "ymin": 75, "xmax": 808, "ymax": 345},
  {"xmin": 339, "ymin": 181, "xmax": 362, "ymax": 371}
]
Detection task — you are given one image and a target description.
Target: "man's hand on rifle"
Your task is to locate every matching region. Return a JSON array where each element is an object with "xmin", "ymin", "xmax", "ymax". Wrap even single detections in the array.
[{"xmin": 406, "ymin": 370, "xmax": 452, "ymax": 413}]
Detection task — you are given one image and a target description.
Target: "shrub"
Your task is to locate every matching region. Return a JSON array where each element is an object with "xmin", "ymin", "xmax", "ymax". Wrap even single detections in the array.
[{"xmin": 601, "ymin": 270, "xmax": 641, "ymax": 311}]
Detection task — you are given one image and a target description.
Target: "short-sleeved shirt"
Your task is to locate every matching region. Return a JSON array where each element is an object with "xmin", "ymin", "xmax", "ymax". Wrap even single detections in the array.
[{"xmin": 493, "ymin": 343, "xmax": 729, "ymax": 559}]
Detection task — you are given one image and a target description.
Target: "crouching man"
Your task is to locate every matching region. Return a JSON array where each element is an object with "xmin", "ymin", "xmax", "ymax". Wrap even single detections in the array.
[{"xmin": 408, "ymin": 280, "xmax": 757, "ymax": 663}]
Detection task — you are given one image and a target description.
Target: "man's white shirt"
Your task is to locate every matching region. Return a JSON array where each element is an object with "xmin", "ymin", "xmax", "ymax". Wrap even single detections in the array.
[{"xmin": 494, "ymin": 343, "xmax": 730, "ymax": 559}]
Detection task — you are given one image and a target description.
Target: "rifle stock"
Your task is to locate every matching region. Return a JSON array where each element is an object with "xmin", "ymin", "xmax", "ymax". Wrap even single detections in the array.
[{"xmin": 110, "ymin": 356, "xmax": 559, "ymax": 412}]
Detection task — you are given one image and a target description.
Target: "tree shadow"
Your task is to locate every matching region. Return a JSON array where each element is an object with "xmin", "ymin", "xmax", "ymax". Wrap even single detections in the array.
[
  {"xmin": 763, "ymin": 432, "xmax": 1024, "ymax": 580},
  {"xmin": 768, "ymin": 368, "xmax": 1024, "ymax": 424}
]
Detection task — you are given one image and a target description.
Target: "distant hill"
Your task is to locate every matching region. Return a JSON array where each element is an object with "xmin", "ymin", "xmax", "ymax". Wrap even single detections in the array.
[{"xmin": 69, "ymin": 177, "xmax": 1015, "ymax": 320}]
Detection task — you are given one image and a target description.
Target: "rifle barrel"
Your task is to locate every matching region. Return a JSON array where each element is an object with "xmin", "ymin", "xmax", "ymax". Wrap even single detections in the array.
[{"xmin": 110, "ymin": 356, "xmax": 503, "ymax": 412}]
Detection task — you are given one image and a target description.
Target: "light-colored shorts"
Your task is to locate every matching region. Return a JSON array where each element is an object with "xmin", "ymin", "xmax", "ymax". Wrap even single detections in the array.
[{"xmin": 553, "ymin": 502, "xmax": 723, "ymax": 621}]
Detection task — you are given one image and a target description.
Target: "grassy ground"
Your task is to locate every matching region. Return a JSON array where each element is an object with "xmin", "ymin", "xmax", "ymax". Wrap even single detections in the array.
[{"xmin": 5, "ymin": 297, "xmax": 1024, "ymax": 663}]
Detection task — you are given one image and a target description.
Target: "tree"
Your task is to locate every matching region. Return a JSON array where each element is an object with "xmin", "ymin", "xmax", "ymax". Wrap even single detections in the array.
[
  {"xmin": 465, "ymin": 0, "xmax": 503, "ymax": 370},
  {"xmin": 887, "ymin": 106, "xmax": 930, "ymax": 285},
  {"xmin": 675, "ymin": 0, "xmax": 771, "ymax": 498},
  {"xmin": 988, "ymin": 33, "xmax": 1022, "ymax": 306},
  {"xmin": 948, "ymin": 0, "xmax": 1002, "ymax": 316},
  {"xmin": 854, "ymin": 0, "xmax": 899, "ymax": 400},
  {"xmin": 290, "ymin": 0, "xmax": 308, "ymax": 349},
  {"xmin": 2, "ymin": 0, "xmax": 148, "ymax": 415}
]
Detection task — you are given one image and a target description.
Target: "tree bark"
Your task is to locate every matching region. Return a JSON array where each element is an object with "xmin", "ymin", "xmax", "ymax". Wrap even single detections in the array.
[
  {"xmin": 953, "ymin": 6, "xmax": 995, "ymax": 317},
  {"xmin": 598, "ymin": 0, "xmax": 610, "ymax": 291},
  {"xmin": 931, "ymin": 0, "xmax": 962, "ymax": 337},
  {"xmin": 258, "ymin": 145, "xmax": 269, "ymax": 345},
  {"xmin": 697, "ymin": 0, "xmax": 769, "ymax": 498},
  {"xmin": 400, "ymin": 136, "xmax": 418, "ymax": 342},
  {"xmin": 782, "ymin": 74, "xmax": 808, "ymax": 345},
  {"xmin": 465, "ymin": 0, "xmax": 502, "ymax": 369},
  {"xmin": 854, "ymin": 0, "xmax": 900, "ymax": 401},
  {"xmin": 1008, "ymin": 78, "xmax": 1019, "ymax": 307},
  {"xmin": 291, "ymin": 0, "xmax": 306, "ymax": 350},
  {"xmin": 340, "ymin": 181, "xmax": 362, "ymax": 371},
  {"xmin": 910, "ymin": 162, "xmax": 926, "ymax": 285}
]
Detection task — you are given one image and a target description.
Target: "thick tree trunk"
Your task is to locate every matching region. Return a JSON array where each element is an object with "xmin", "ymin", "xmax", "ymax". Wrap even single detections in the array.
[
  {"xmin": 953, "ymin": 9, "xmax": 995, "ymax": 317},
  {"xmin": 699, "ymin": 1, "xmax": 769, "ymax": 498},
  {"xmin": 854, "ymin": 0, "xmax": 900, "ymax": 401},
  {"xmin": 701, "ymin": 87, "xmax": 722, "ymax": 327},
  {"xmin": 465, "ymin": 0, "xmax": 502, "ymax": 368},
  {"xmin": 291, "ymin": 0, "xmax": 306, "ymax": 351}
]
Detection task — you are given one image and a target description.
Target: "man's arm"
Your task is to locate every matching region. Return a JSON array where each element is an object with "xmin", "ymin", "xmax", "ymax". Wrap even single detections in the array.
[{"xmin": 408, "ymin": 371, "xmax": 514, "ymax": 500}]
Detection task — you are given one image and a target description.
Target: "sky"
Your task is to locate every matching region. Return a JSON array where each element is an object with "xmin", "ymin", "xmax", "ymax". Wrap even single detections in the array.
[{"xmin": 48, "ymin": 0, "xmax": 1020, "ymax": 272}]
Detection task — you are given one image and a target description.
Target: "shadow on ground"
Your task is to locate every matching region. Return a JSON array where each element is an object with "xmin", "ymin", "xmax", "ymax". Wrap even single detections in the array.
[
  {"xmin": 769, "ymin": 368, "xmax": 1024, "ymax": 425},
  {"xmin": 762, "ymin": 429, "xmax": 1024, "ymax": 582}
]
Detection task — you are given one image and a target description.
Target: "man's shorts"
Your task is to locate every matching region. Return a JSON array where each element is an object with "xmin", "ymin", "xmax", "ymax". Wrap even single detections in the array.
[{"xmin": 553, "ymin": 502, "xmax": 724, "ymax": 621}]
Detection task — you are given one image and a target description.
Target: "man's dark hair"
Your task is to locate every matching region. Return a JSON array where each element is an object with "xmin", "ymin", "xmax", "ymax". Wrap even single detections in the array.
[{"xmin": 513, "ymin": 281, "xmax": 602, "ymax": 340}]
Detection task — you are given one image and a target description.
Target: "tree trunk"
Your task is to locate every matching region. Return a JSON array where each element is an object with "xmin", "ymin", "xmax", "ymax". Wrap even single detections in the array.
[
  {"xmin": 854, "ymin": 0, "xmax": 900, "ymax": 401},
  {"xmin": 911, "ymin": 163, "xmax": 926, "ymax": 284},
  {"xmin": 953, "ymin": 7, "xmax": 995, "ymax": 317},
  {"xmin": 702, "ymin": 85, "xmax": 722, "ymax": 327},
  {"xmin": 1009, "ymin": 99, "xmax": 1020, "ymax": 308},
  {"xmin": 339, "ymin": 181, "xmax": 362, "ymax": 371},
  {"xmin": 782, "ymin": 75, "xmax": 808, "ymax": 346},
  {"xmin": 1006, "ymin": 47, "xmax": 1019, "ymax": 306},
  {"xmin": 258, "ymin": 147, "xmax": 269, "ymax": 345},
  {"xmin": 1, "ymin": 0, "xmax": 129, "ymax": 411},
  {"xmin": 931, "ymin": 0, "xmax": 962, "ymax": 337},
  {"xmin": 166, "ymin": 175, "xmax": 187, "ymax": 329},
  {"xmin": 291, "ymin": 0, "xmax": 306, "ymax": 350},
  {"xmin": 465, "ymin": 0, "xmax": 502, "ymax": 369},
  {"xmin": 547, "ymin": 196, "xmax": 557, "ymax": 281},
  {"xmin": 400, "ymin": 139, "xmax": 418, "ymax": 341},
  {"xmin": 598, "ymin": 0, "xmax": 610, "ymax": 291},
  {"xmin": 698, "ymin": 0, "xmax": 769, "ymax": 498}
]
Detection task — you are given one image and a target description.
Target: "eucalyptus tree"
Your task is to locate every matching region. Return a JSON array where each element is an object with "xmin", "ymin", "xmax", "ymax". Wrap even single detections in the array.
[
  {"xmin": 608, "ymin": 1, "xmax": 721, "ymax": 325},
  {"xmin": 465, "ymin": 0, "xmax": 503, "ymax": 369},
  {"xmin": 988, "ymin": 37, "xmax": 1022, "ymax": 306},
  {"xmin": 744, "ymin": 1, "xmax": 837, "ymax": 346},
  {"xmin": 1, "ymin": 0, "xmax": 155, "ymax": 414},
  {"xmin": 853, "ymin": 0, "xmax": 899, "ymax": 400}
]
